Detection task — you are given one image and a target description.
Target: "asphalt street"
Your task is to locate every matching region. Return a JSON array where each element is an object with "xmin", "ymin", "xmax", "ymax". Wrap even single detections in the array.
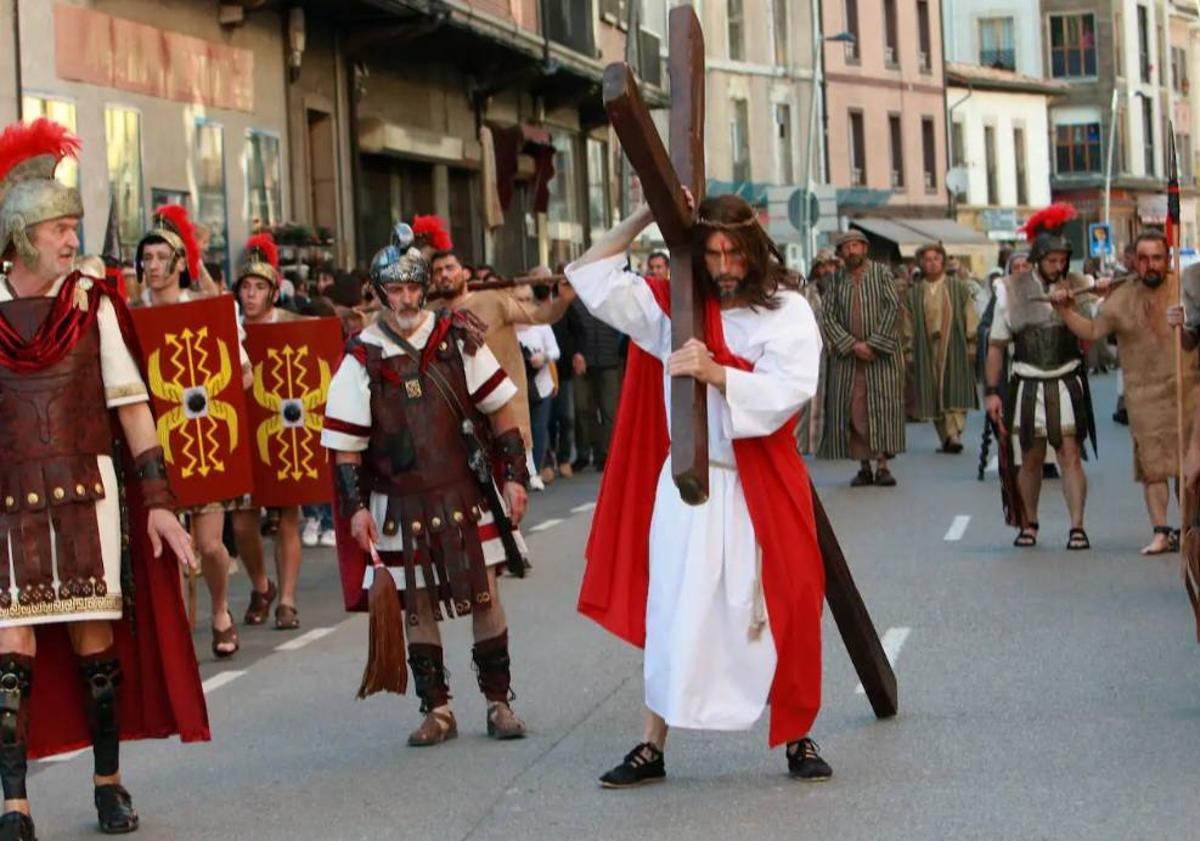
[{"xmin": 27, "ymin": 372, "xmax": 1200, "ymax": 841}]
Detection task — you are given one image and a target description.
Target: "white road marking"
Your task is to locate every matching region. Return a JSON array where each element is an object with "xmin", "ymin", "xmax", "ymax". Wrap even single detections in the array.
[
  {"xmin": 987, "ymin": 455, "xmax": 998, "ymax": 473},
  {"xmin": 202, "ymin": 670, "xmax": 246, "ymax": 695},
  {"xmin": 943, "ymin": 515, "xmax": 971, "ymax": 542},
  {"xmin": 854, "ymin": 626, "xmax": 911, "ymax": 694},
  {"xmin": 275, "ymin": 627, "xmax": 336, "ymax": 652},
  {"xmin": 41, "ymin": 747, "xmax": 88, "ymax": 763},
  {"xmin": 529, "ymin": 518, "xmax": 563, "ymax": 533},
  {"xmin": 570, "ymin": 502, "xmax": 597, "ymax": 514}
]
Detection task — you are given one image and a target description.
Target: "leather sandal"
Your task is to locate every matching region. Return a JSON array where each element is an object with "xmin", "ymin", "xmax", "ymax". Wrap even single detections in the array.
[
  {"xmin": 486, "ymin": 702, "xmax": 527, "ymax": 740},
  {"xmin": 408, "ymin": 709, "xmax": 458, "ymax": 747},
  {"xmin": 211, "ymin": 610, "xmax": 239, "ymax": 659},
  {"xmin": 1067, "ymin": 527, "xmax": 1091, "ymax": 551},
  {"xmin": 243, "ymin": 579, "xmax": 277, "ymax": 626},
  {"xmin": 1014, "ymin": 521, "xmax": 1039, "ymax": 548},
  {"xmin": 274, "ymin": 603, "xmax": 300, "ymax": 630},
  {"xmin": 94, "ymin": 783, "xmax": 139, "ymax": 834}
]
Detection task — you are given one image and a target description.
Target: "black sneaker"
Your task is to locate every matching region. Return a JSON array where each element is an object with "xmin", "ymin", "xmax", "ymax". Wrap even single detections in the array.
[
  {"xmin": 787, "ymin": 737, "xmax": 832, "ymax": 782},
  {"xmin": 599, "ymin": 742, "xmax": 666, "ymax": 789},
  {"xmin": 0, "ymin": 811, "xmax": 35, "ymax": 841}
]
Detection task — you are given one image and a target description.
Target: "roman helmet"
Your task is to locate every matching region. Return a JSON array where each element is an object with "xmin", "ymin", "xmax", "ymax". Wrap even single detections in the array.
[
  {"xmin": 0, "ymin": 118, "xmax": 83, "ymax": 268},
  {"xmin": 236, "ymin": 233, "xmax": 280, "ymax": 292},
  {"xmin": 1021, "ymin": 203, "xmax": 1077, "ymax": 267},
  {"xmin": 369, "ymin": 222, "xmax": 431, "ymax": 306},
  {"xmin": 136, "ymin": 204, "xmax": 201, "ymax": 286}
]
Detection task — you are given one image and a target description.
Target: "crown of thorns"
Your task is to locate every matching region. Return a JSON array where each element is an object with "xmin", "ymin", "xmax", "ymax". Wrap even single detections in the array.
[{"xmin": 696, "ymin": 213, "xmax": 761, "ymax": 230}]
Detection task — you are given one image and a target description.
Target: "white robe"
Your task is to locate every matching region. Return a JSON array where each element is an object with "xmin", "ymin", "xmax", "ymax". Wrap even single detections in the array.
[{"xmin": 566, "ymin": 255, "xmax": 822, "ymax": 730}]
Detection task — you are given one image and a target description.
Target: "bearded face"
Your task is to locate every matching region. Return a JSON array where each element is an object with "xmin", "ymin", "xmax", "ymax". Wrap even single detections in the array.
[
  {"xmin": 431, "ymin": 255, "xmax": 465, "ymax": 298},
  {"xmin": 383, "ymin": 282, "xmax": 428, "ymax": 334},
  {"xmin": 839, "ymin": 240, "xmax": 868, "ymax": 270},
  {"xmin": 1037, "ymin": 252, "xmax": 1068, "ymax": 283},
  {"xmin": 702, "ymin": 231, "xmax": 748, "ymax": 303}
]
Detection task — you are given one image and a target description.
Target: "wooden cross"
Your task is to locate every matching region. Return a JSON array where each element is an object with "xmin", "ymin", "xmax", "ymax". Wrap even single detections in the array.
[{"xmin": 602, "ymin": 6, "xmax": 898, "ymax": 719}]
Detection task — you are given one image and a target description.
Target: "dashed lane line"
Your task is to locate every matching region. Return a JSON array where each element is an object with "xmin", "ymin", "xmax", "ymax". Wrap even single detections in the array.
[
  {"xmin": 202, "ymin": 670, "xmax": 246, "ymax": 695},
  {"xmin": 570, "ymin": 502, "xmax": 597, "ymax": 514},
  {"xmin": 274, "ymin": 627, "xmax": 336, "ymax": 652},
  {"xmin": 854, "ymin": 627, "xmax": 911, "ymax": 694},
  {"xmin": 943, "ymin": 515, "xmax": 971, "ymax": 542},
  {"xmin": 529, "ymin": 518, "xmax": 564, "ymax": 533}
]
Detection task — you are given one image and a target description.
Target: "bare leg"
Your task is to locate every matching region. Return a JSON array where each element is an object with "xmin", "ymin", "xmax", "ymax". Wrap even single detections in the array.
[
  {"xmin": 192, "ymin": 512, "xmax": 235, "ymax": 652},
  {"xmin": 405, "ymin": 589, "xmax": 443, "ymax": 646},
  {"xmin": 231, "ymin": 510, "xmax": 270, "ymax": 594},
  {"xmin": 1142, "ymin": 480, "xmax": 1172, "ymax": 554},
  {"xmin": 1017, "ymin": 438, "xmax": 1047, "ymax": 529},
  {"xmin": 1056, "ymin": 436, "xmax": 1087, "ymax": 530},
  {"xmin": 274, "ymin": 507, "xmax": 302, "ymax": 610},
  {"xmin": 0, "ymin": 628, "xmax": 34, "ymax": 816},
  {"xmin": 471, "ymin": 568, "xmax": 507, "ymax": 643},
  {"xmin": 642, "ymin": 708, "xmax": 668, "ymax": 750}
]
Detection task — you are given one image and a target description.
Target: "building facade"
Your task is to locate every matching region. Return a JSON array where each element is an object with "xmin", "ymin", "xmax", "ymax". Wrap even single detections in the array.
[{"xmin": 942, "ymin": 0, "xmax": 1043, "ymax": 78}]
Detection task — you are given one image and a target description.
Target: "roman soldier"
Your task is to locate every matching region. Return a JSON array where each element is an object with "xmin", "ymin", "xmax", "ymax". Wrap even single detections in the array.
[
  {"xmin": 984, "ymin": 203, "xmax": 1096, "ymax": 550},
  {"xmin": 0, "ymin": 118, "xmax": 206, "ymax": 839},
  {"xmin": 323, "ymin": 223, "xmax": 531, "ymax": 746},
  {"xmin": 134, "ymin": 204, "xmax": 205, "ymax": 305}
]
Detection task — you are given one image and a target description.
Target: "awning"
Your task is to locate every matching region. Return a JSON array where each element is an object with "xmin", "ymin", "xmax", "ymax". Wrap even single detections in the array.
[{"xmin": 850, "ymin": 216, "xmax": 996, "ymax": 260}]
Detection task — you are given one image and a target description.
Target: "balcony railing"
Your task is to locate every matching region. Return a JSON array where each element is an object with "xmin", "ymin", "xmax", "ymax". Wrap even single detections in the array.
[{"xmin": 980, "ymin": 47, "xmax": 1015, "ymax": 70}]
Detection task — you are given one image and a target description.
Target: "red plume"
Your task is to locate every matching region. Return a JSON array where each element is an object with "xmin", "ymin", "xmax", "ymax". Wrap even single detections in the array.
[
  {"xmin": 152, "ymin": 204, "xmax": 201, "ymax": 280},
  {"xmin": 1020, "ymin": 203, "xmax": 1078, "ymax": 243},
  {"xmin": 244, "ymin": 233, "xmax": 279, "ymax": 271},
  {"xmin": 412, "ymin": 215, "xmax": 452, "ymax": 251},
  {"xmin": 0, "ymin": 118, "xmax": 81, "ymax": 186}
]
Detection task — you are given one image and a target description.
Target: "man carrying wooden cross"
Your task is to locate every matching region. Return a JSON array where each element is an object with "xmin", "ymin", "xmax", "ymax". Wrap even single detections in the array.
[{"xmin": 566, "ymin": 189, "xmax": 831, "ymax": 786}]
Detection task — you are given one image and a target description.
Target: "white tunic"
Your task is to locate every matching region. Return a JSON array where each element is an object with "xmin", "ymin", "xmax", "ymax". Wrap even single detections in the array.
[
  {"xmin": 566, "ymin": 254, "xmax": 822, "ymax": 731},
  {"xmin": 0, "ymin": 275, "xmax": 149, "ymax": 627}
]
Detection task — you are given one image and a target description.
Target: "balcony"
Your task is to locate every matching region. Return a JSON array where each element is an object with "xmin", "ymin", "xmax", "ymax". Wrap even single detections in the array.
[{"xmin": 979, "ymin": 47, "xmax": 1015, "ymax": 71}]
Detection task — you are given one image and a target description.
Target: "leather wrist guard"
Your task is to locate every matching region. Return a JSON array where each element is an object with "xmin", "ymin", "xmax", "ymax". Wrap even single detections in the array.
[
  {"xmin": 335, "ymin": 462, "xmax": 366, "ymax": 519},
  {"xmin": 492, "ymin": 429, "xmax": 529, "ymax": 487},
  {"xmin": 984, "ymin": 385, "xmax": 1002, "ymax": 397},
  {"xmin": 134, "ymin": 446, "xmax": 175, "ymax": 512}
]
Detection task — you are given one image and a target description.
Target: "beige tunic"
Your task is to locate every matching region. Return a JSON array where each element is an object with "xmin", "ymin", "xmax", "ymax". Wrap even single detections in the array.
[{"xmin": 1102, "ymin": 280, "xmax": 1200, "ymax": 482}]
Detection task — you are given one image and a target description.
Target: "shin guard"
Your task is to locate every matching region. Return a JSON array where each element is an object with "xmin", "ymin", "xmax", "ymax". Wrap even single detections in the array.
[
  {"xmin": 407, "ymin": 643, "xmax": 450, "ymax": 714},
  {"xmin": 472, "ymin": 630, "xmax": 513, "ymax": 704},
  {"xmin": 0, "ymin": 654, "xmax": 32, "ymax": 801},
  {"xmin": 78, "ymin": 649, "xmax": 122, "ymax": 778}
]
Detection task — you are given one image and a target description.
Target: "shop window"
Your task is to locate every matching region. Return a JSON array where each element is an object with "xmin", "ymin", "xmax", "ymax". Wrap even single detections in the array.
[
  {"xmin": 192, "ymin": 120, "xmax": 228, "ymax": 276},
  {"xmin": 586, "ymin": 138, "xmax": 610, "ymax": 246},
  {"xmin": 104, "ymin": 106, "xmax": 144, "ymax": 261},
  {"xmin": 245, "ymin": 130, "xmax": 282, "ymax": 231}
]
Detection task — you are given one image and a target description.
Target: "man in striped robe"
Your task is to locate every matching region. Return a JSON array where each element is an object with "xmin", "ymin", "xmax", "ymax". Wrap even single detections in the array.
[
  {"xmin": 819, "ymin": 231, "xmax": 906, "ymax": 486},
  {"xmin": 903, "ymin": 243, "xmax": 979, "ymax": 453}
]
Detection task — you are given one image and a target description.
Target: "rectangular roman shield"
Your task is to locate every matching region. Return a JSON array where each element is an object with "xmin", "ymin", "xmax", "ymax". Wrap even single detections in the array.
[
  {"xmin": 130, "ymin": 295, "xmax": 254, "ymax": 509},
  {"xmin": 243, "ymin": 316, "xmax": 342, "ymax": 507}
]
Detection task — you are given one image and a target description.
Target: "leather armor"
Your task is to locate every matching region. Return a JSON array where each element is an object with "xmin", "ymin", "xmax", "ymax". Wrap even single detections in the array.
[
  {"xmin": 1012, "ymin": 324, "xmax": 1082, "ymax": 370},
  {"xmin": 0, "ymin": 297, "xmax": 110, "ymax": 610},
  {"xmin": 360, "ymin": 327, "xmax": 493, "ymax": 620}
]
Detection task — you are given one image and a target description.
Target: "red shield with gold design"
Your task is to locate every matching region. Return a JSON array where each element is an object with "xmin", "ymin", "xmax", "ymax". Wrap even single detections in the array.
[
  {"xmin": 130, "ymin": 296, "xmax": 254, "ymax": 508},
  {"xmin": 243, "ymin": 317, "xmax": 342, "ymax": 507}
]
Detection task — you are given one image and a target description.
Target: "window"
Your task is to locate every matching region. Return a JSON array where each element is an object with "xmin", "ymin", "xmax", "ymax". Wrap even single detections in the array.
[
  {"xmin": 1142, "ymin": 95, "xmax": 1155, "ymax": 175},
  {"xmin": 883, "ymin": 0, "xmax": 899, "ymax": 67},
  {"xmin": 984, "ymin": 125, "xmax": 998, "ymax": 205},
  {"xmin": 1055, "ymin": 123, "xmax": 1102, "ymax": 174},
  {"xmin": 978, "ymin": 17, "xmax": 1015, "ymax": 70},
  {"xmin": 1014, "ymin": 127, "xmax": 1028, "ymax": 205},
  {"xmin": 917, "ymin": 0, "xmax": 932, "ymax": 71},
  {"xmin": 547, "ymin": 129, "xmax": 583, "ymax": 263},
  {"xmin": 1173, "ymin": 46, "xmax": 1190, "ymax": 93},
  {"xmin": 245, "ymin": 131, "xmax": 282, "ymax": 231},
  {"xmin": 1049, "ymin": 13, "xmax": 1097, "ymax": 78},
  {"xmin": 1137, "ymin": 5, "xmax": 1150, "ymax": 83},
  {"xmin": 192, "ymin": 120, "xmax": 228, "ymax": 276},
  {"xmin": 728, "ymin": 0, "xmax": 745, "ymax": 62},
  {"xmin": 849, "ymin": 110, "xmax": 866, "ymax": 186},
  {"xmin": 844, "ymin": 0, "xmax": 860, "ymax": 62},
  {"xmin": 772, "ymin": 0, "xmax": 788, "ymax": 66},
  {"xmin": 586, "ymin": 137, "xmax": 610, "ymax": 245},
  {"xmin": 1179, "ymin": 133, "xmax": 1194, "ymax": 184},
  {"xmin": 888, "ymin": 114, "xmax": 904, "ymax": 188},
  {"xmin": 24, "ymin": 97, "xmax": 79, "ymax": 194},
  {"xmin": 1115, "ymin": 12, "xmax": 1123, "ymax": 76},
  {"xmin": 921, "ymin": 116, "xmax": 937, "ymax": 191},
  {"xmin": 775, "ymin": 103, "xmax": 794, "ymax": 184},
  {"xmin": 731, "ymin": 99, "xmax": 751, "ymax": 182},
  {"xmin": 105, "ymin": 107, "xmax": 143, "ymax": 262},
  {"xmin": 951, "ymin": 121, "xmax": 965, "ymax": 168}
]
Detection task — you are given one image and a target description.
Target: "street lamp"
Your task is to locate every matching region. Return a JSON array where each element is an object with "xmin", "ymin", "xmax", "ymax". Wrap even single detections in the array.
[{"xmin": 802, "ymin": 28, "xmax": 856, "ymax": 270}]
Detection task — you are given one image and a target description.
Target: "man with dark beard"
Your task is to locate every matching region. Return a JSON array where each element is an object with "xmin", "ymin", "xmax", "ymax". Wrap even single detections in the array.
[
  {"xmin": 1062, "ymin": 231, "xmax": 1200, "ymax": 554},
  {"xmin": 566, "ymin": 192, "xmax": 830, "ymax": 785},
  {"xmin": 323, "ymin": 227, "xmax": 531, "ymax": 745},
  {"xmin": 819, "ymin": 230, "xmax": 906, "ymax": 486},
  {"xmin": 984, "ymin": 204, "xmax": 1095, "ymax": 550}
]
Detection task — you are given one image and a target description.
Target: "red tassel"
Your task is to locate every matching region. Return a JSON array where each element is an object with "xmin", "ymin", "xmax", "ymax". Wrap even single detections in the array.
[{"xmin": 356, "ymin": 547, "xmax": 408, "ymax": 698}]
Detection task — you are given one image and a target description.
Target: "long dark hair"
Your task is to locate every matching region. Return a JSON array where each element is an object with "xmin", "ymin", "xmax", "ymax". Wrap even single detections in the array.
[{"xmin": 691, "ymin": 194, "xmax": 797, "ymax": 310}]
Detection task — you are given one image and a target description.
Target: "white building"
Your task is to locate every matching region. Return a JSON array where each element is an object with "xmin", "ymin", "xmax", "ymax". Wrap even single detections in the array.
[
  {"xmin": 942, "ymin": 0, "xmax": 1043, "ymax": 78},
  {"xmin": 947, "ymin": 63, "xmax": 1064, "ymax": 247}
]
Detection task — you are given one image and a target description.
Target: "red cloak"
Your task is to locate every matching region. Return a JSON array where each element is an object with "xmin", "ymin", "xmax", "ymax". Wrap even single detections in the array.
[
  {"xmin": 0, "ymin": 272, "xmax": 210, "ymax": 759},
  {"xmin": 578, "ymin": 279, "xmax": 824, "ymax": 748}
]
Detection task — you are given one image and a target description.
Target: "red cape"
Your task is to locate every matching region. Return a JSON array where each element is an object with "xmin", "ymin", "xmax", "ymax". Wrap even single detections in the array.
[
  {"xmin": 0, "ymin": 273, "xmax": 211, "ymax": 758},
  {"xmin": 578, "ymin": 279, "xmax": 824, "ymax": 747}
]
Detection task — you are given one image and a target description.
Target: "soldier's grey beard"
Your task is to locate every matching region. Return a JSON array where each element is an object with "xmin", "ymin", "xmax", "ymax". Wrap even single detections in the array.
[{"xmin": 394, "ymin": 309, "xmax": 424, "ymax": 333}]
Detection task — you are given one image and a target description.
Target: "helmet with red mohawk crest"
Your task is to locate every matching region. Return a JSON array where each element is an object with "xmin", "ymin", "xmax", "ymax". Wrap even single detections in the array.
[
  {"xmin": 410, "ymin": 215, "xmax": 452, "ymax": 256},
  {"xmin": 137, "ymin": 203, "xmax": 201, "ymax": 286},
  {"xmin": 1020, "ymin": 202, "xmax": 1078, "ymax": 267},
  {"xmin": 236, "ymin": 233, "xmax": 280, "ymax": 290},
  {"xmin": 0, "ymin": 118, "xmax": 83, "ymax": 268}
]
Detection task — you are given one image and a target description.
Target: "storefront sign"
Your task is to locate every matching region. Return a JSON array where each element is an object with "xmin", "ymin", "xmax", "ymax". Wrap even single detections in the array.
[{"xmin": 55, "ymin": 6, "xmax": 254, "ymax": 113}]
